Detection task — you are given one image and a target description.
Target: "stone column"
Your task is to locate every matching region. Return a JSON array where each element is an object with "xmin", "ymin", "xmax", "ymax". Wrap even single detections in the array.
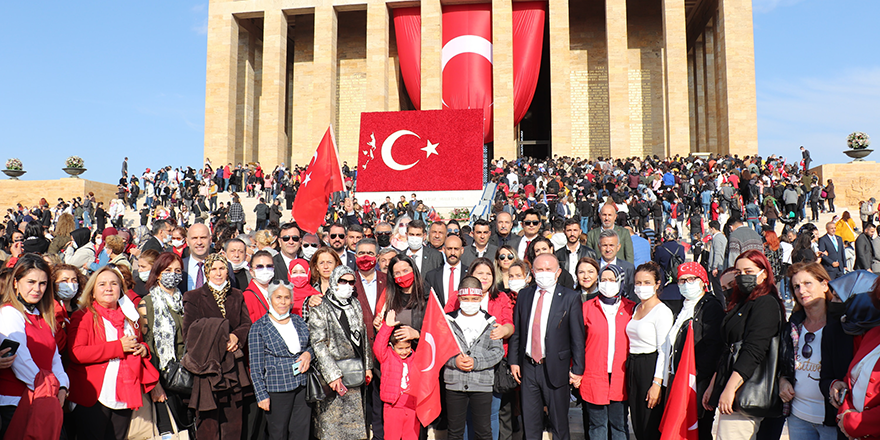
[
  {"xmin": 204, "ymin": 10, "xmax": 240, "ymax": 166},
  {"xmin": 661, "ymin": 0, "xmax": 690, "ymax": 157},
  {"xmin": 548, "ymin": 0, "xmax": 572, "ymax": 156},
  {"xmin": 687, "ymin": 50, "xmax": 697, "ymax": 153},
  {"xmin": 492, "ymin": 0, "xmax": 515, "ymax": 159},
  {"xmin": 258, "ymin": 9, "xmax": 289, "ymax": 168},
  {"xmin": 313, "ymin": 6, "xmax": 339, "ymax": 145},
  {"xmin": 605, "ymin": 0, "xmax": 629, "ymax": 158},
  {"xmin": 694, "ymin": 37, "xmax": 707, "ymax": 151},
  {"xmin": 366, "ymin": 1, "xmax": 389, "ymax": 112},
  {"xmin": 716, "ymin": 0, "xmax": 758, "ymax": 156},
  {"xmin": 703, "ymin": 21, "xmax": 718, "ymax": 154},
  {"xmin": 421, "ymin": 0, "xmax": 442, "ymax": 110}
]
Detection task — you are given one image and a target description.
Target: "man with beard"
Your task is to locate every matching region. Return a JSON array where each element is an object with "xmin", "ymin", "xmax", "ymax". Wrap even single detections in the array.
[
  {"xmin": 555, "ymin": 219, "xmax": 598, "ymax": 280},
  {"xmin": 328, "ymin": 222, "xmax": 357, "ymax": 270}
]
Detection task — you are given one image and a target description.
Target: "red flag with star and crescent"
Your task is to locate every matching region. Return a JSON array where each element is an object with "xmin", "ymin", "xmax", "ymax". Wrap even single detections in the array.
[
  {"xmin": 291, "ymin": 126, "xmax": 345, "ymax": 233},
  {"xmin": 409, "ymin": 289, "xmax": 462, "ymax": 426},
  {"xmin": 357, "ymin": 109, "xmax": 484, "ymax": 192},
  {"xmin": 659, "ymin": 323, "xmax": 699, "ymax": 440}
]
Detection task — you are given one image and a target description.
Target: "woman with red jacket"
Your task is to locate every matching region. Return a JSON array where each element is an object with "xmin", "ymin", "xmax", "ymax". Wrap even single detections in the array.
[
  {"xmin": 579, "ymin": 264, "xmax": 635, "ymax": 440},
  {"xmin": 67, "ymin": 265, "xmax": 159, "ymax": 440}
]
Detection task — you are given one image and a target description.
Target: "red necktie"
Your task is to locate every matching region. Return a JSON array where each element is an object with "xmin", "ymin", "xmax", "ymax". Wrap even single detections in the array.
[
  {"xmin": 530, "ymin": 289, "xmax": 546, "ymax": 361},
  {"xmin": 448, "ymin": 267, "xmax": 456, "ymax": 303}
]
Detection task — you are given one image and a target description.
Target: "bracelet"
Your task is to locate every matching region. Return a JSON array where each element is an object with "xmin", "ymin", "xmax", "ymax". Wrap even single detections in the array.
[{"xmin": 653, "ymin": 379, "xmax": 663, "ymax": 386}]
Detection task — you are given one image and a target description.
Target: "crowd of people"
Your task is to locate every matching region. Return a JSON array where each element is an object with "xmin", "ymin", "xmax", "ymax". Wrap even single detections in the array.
[{"xmin": 0, "ymin": 151, "xmax": 879, "ymax": 440}]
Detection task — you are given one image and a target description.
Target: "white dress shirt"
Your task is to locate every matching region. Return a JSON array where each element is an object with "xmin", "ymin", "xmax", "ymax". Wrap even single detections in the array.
[
  {"xmin": 567, "ymin": 244, "xmax": 580, "ymax": 279},
  {"xmin": 601, "ymin": 300, "xmax": 620, "ymax": 373},
  {"xmin": 600, "ymin": 257, "xmax": 619, "ymax": 271},
  {"xmin": 408, "ymin": 248, "xmax": 424, "ymax": 272},
  {"xmin": 525, "ymin": 284, "xmax": 556, "ymax": 360},
  {"xmin": 187, "ymin": 256, "xmax": 206, "ymax": 291},
  {"xmin": 98, "ymin": 317, "xmax": 136, "ymax": 410},
  {"xmin": 518, "ymin": 235, "xmax": 538, "ymax": 260}
]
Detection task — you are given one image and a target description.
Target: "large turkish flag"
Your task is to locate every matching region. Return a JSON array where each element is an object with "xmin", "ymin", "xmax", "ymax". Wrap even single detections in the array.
[
  {"xmin": 356, "ymin": 109, "xmax": 484, "ymax": 192},
  {"xmin": 291, "ymin": 127, "xmax": 345, "ymax": 233},
  {"xmin": 442, "ymin": 4, "xmax": 493, "ymax": 143}
]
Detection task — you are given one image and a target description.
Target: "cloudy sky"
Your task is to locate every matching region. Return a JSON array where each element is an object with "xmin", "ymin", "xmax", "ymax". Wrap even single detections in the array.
[{"xmin": 1, "ymin": 0, "xmax": 878, "ymax": 183}]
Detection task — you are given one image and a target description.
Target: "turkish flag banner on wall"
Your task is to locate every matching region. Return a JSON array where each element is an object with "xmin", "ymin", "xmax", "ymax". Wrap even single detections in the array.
[
  {"xmin": 357, "ymin": 109, "xmax": 484, "ymax": 192},
  {"xmin": 409, "ymin": 290, "xmax": 462, "ymax": 426},
  {"xmin": 291, "ymin": 127, "xmax": 345, "ymax": 233}
]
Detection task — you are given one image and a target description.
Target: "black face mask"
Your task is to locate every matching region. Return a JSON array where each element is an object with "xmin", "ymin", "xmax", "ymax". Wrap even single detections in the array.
[
  {"xmin": 735, "ymin": 272, "xmax": 762, "ymax": 294},
  {"xmin": 377, "ymin": 234, "xmax": 391, "ymax": 248}
]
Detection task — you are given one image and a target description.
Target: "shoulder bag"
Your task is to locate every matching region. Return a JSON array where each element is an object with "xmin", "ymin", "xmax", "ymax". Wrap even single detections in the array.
[
  {"xmin": 145, "ymin": 296, "xmax": 193, "ymax": 395},
  {"xmin": 327, "ymin": 300, "xmax": 367, "ymax": 388},
  {"xmin": 493, "ymin": 357, "xmax": 518, "ymax": 394},
  {"xmin": 305, "ymin": 369, "xmax": 328, "ymax": 403}
]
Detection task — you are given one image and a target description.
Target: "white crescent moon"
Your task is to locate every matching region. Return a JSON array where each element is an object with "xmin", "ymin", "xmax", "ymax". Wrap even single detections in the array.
[
  {"xmin": 381, "ymin": 130, "xmax": 420, "ymax": 171},
  {"xmin": 421, "ymin": 333, "xmax": 436, "ymax": 372},
  {"xmin": 441, "ymin": 35, "xmax": 493, "ymax": 72}
]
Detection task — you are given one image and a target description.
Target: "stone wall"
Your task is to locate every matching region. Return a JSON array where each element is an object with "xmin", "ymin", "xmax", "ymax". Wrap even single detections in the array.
[
  {"xmin": 0, "ymin": 179, "xmax": 118, "ymax": 211},
  {"xmin": 810, "ymin": 161, "xmax": 880, "ymax": 211}
]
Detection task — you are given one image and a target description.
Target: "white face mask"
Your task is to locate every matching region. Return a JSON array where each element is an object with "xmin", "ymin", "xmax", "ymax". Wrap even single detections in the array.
[
  {"xmin": 208, "ymin": 280, "xmax": 228, "ymax": 291},
  {"xmin": 508, "ymin": 279, "xmax": 527, "ymax": 293},
  {"xmin": 269, "ymin": 306, "xmax": 290, "ymax": 321},
  {"xmin": 138, "ymin": 270, "xmax": 150, "ymax": 282},
  {"xmin": 254, "ymin": 268, "xmax": 274, "ymax": 284},
  {"xmin": 634, "ymin": 285, "xmax": 655, "ymax": 301},
  {"xmin": 679, "ymin": 280, "xmax": 704, "ymax": 301},
  {"xmin": 599, "ymin": 281, "xmax": 620, "ymax": 298},
  {"xmin": 56, "ymin": 282, "xmax": 78, "ymax": 300},
  {"xmin": 534, "ymin": 272, "xmax": 557, "ymax": 290},
  {"xmin": 459, "ymin": 301, "xmax": 481, "ymax": 316},
  {"xmin": 335, "ymin": 284, "xmax": 354, "ymax": 300},
  {"xmin": 171, "ymin": 239, "xmax": 184, "ymax": 248},
  {"xmin": 407, "ymin": 236, "xmax": 423, "ymax": 251},
  {"xmin": 302, "ymin": 246, "xmax": 318, "ymax": 261},
  {"xmin": 231, "ymin": 260, "xmax": 248, "ymax": 271}
]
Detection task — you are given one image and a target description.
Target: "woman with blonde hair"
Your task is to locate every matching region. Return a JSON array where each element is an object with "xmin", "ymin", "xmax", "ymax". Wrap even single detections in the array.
[
  {"xmin": 48, "ymin": 213, "xmax": 77, "ymax": 255},
  {"xmin": 254, "ymin": 230, "xmax": 279, "ymax": 256}
]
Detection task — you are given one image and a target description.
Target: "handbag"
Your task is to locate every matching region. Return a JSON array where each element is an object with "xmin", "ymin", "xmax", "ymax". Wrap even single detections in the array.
[
  {"xmin": 150, "ymin": 402, "xmax": 190, "ymax": 440},
  {"xmin": 336, "ymin": 358, "xmax": 366, "ymax": 388},
  {"xmin": 493, "ymin": 357, "xmax": 518, "ymax": 394},
  {"xmin": 305, "ymin": 369, "xmax": 328, "ymax": 403},
  {"xmin": 160, "ymin": 360, "xmax": 193, "ymax": 395},
  {"xmin": 127, "ymin": 393, "xmax": 155, "ymax": 440}
]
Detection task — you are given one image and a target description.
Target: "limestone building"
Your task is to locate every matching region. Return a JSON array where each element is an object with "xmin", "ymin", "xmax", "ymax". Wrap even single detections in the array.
[{"xmin": 203, "ymin": 0, "xmax": 757, "ymax": 169}]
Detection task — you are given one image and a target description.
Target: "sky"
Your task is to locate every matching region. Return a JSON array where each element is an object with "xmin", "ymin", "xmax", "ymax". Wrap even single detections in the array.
[{"xmin": 1, "ymin": 0, "xmax": 878, "ymax": 184}]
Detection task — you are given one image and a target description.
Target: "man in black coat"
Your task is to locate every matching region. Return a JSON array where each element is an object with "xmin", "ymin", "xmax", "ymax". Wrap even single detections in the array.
[
  {"xmin": 818, "ymin": 221, "xmax": 846, "ymax": 280},
  {"xmin": 509, "ymin": 254, "xmax": 585, "ymax": 440},
  {"xmin": 801, "ymin": 145, "xmax": 812, "ymax": 171},
  {"xmin": 142, "ymin": 219, "xmax": 171, "ymax": 254},
  {"xmin": 855, "ymin": 223, "xmax": 875, "ymax": 271}
]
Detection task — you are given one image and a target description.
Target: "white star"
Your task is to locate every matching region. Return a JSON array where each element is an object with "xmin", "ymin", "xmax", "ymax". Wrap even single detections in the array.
[
  {"xmin": 302, "ymin": 173, "xmax": 311, "ymax": 186},
  {"xmin": 422, "ymin": 140, "xmax": 439, "ymax": 158}
]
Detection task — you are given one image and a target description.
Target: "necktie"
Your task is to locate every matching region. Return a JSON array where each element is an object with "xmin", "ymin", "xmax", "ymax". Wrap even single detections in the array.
[
  {"xmin": 195, "ymin": 262, "xmax": 204, "ymax": 289},
  {"xmin": 530, "ymin": 289, "xmax": 546, "ymax": 362},
  {"xmin": 448, "ymin": 267, "xmax": 456, "ymax": 302},
  {"xmin": 831, "ymin": 236, "xmax": 839, "ymax": 253}
]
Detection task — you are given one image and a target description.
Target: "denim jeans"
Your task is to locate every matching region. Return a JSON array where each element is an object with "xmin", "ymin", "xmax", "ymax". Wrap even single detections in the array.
[
  {"xmin": 585, "ymin": 401, "xmax": 627, "ymax": 440},
  {"xmin": 748, "ymin": 219, "xmax": 761, "ymax": 233},
  {"xmin": 786, "ymin": 415, "xmax": 837, "ymax": 440},
  {"xmin": 83, "ymin": 213, "xmax": 92, "ymax": 229}
]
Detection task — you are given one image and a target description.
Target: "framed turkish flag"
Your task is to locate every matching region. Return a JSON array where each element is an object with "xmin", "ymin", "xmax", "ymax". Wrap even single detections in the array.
[{"xmin": 357, "ymin": 109, "xmax": 484, "ymax": 192}]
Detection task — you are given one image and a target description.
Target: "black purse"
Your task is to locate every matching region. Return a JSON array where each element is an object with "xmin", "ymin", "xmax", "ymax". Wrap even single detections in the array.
[
  {"xmin": 493, "ymin": 357, "xmax": 518, "ymax": 394},
  {"xmin": 161, "ymin": 360, "xmax": 193, "ymax": 395},
  {"xmin": 730, "ymin": 332, "xmax": 783, "ymax": 418},
  {"xmin": 305, "ymin": 369, "xmax": 328, "ymax": 403}
]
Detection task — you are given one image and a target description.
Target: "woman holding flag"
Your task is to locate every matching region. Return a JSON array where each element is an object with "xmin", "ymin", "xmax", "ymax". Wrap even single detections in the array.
[{"xmin": 655, "ymin": 262, "xmax": 724, "ymax": 440}]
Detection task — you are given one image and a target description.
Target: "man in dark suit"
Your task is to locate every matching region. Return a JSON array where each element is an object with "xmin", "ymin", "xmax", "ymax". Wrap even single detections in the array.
[
  {"xmin": 855, "ymin": 223, "xmax": 876, "ymax": 271},
  {"xmin": 555, "ymin": 218, "xmax": 598, "ymax": 280},
  {"xmin": 328, "ymin": 223, "xmax": 357, "ymax": 270},
  {"xmin": 272, "ymin": 222, "xmax": 303, "ymax": 282},
  {"xmin": 404, "ymin": 220, "xmax": 443, "ymax": 276},
  {"xmin": 461, "ymin": 219, "xmax": 498, "ymax": 270},
  {"xmin": 223, "ymin": 238, "xmax": 251, "ymax": 290},
  {"xmin": 489, "ymin": 211, "xmax": 522, "ymax": 250},
  {"xmin": 597, "ymin": 229, "xmax": 635, "ymax": 300},
  {"xmin": 801, "ymin": 145, "xmax": 812, "ymax": 171},
  {"xmin": 425, "ymin": 234, "xmax": 466, "ymax": 308},
  {"xmin": 818, "ymin": 221, "xmax": 846, "ymax": 279},
  {"xmin": 509, "ymin": 253, "xmax": 585, "ymax": 440},
  {"xmin": 142, "ymin": 219, "xmax": 171, "ymax": 254},
  {"xmin": 179, "ymin": 223, "xmax": 214, "ymax": 293}
]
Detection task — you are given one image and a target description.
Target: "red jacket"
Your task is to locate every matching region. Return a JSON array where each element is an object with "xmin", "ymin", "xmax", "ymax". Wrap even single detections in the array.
[
  {"xmin": 373, "ymin": 323, "xmax": 414, "ymax": 406},
  {"xmin": 579, "ymin": 297, "xmax": 635, "ymax": 405},
  {"xmin": 839, "ymin": 326, "xmax": 880, "ymax": 439},
  {"xmin": 66, "ymin": 307, "xmax": 157, "ymax": 407},
  {"xmin": 242, "ymin": 280, "xmax": 271, "ymax": 323}
]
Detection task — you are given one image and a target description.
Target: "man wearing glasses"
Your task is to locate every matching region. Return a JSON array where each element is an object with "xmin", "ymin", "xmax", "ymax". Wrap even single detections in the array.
[
  {"xmin": 517, "ymin": 209, "xmax": 544, "ymax": 260},
  {"xmin": 329, "ymin": 223, "xmax": 357, "ymax": 270},
  {"xmin": 272, "ymin": 222, "xmax": 304, "ymax": 282}
]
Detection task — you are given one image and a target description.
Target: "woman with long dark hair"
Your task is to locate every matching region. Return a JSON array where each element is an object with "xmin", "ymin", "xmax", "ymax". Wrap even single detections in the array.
[
  {"xmin": 382, "ymin": 255, "xmax": 428, "ymax": 340},
  {"xmin": 702, "ymin": 250, "xmax": 783, "ymax": 440},
  {"xmin": 792, "ymin": 229, "xmax": 818, "ymax": 265}
]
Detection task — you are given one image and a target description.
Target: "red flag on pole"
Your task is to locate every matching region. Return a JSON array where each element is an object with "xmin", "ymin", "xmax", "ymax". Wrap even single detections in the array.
[
  {"xmin": 659, "ymin": 323, "xmax": 699, "ymax": 440},
  {"xmin": 409, "ymin": 289, "xmax": 462, "ymax": 426},
  {"xmin": 291, "ymin": 126, "xmax": 345, "ymax": 233}
]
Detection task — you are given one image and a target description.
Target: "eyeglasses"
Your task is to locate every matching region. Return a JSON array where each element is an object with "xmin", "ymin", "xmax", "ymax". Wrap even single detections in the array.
[
  {"xmin": 677, "ymin": 277, "xmax": 700, "ymax": 285},
  {"xmin": 522, "ymin": 220, "xmax": 541, "ymax": 226},
  {"xmin": 498, "ymin": 254, "xmax": 516, "ymax": 261},
  {"xmin": 280, "ymin": 235, "xmax": 301, "ymax": 242},
  {"xmin": 254, "ymin": 264, "xmax": 274, "ymax": 270},
  {"xmin": 376, "ymin": 231, "xmax": 392, "ymax": 236},
  {"xmin": 301, "ymin": 243, "xmax": 318, "ymax": 248},
  {"xmin": 329, "ymin": 234, "xmax": 345, "ymax": 239},
  {"xmin": 801, "ymin": 332, "xmax": 815, "ymax": 358},
  {"xmin": 448, "ymin": 229, "xmax": 460, "ymax": 234},
  {"xmin": 337, "ymin": 279, "xmax": 356, "ymax": 286}
]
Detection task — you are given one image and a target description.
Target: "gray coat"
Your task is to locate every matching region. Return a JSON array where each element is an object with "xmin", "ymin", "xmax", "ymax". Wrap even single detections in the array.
[
  {"xmin": 871, "ymin": 236, "xmax": 880, "ymax": 273},
  {"xmin": 443, "ymin": 311, "xmax": 503, "ymax": 393},
  {"xmin": 708, "ymin": 232, "xmax": 728, "ymax": 272}
]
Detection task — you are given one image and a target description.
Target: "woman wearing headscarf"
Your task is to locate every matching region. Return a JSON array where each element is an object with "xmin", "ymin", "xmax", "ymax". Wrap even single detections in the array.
[
  {"xmin": 137, "ymin": 252, "xmax": 190, "ymax": 434},
  {"xmin": 67, "ymin": 265, "xmax": 159, "ymax": 440},
  {"xmin": 182, "ymin": 252, "xmax": 253, "ymax": 440},
  {"xmin": 309, "ymin": 265, "xmax": 374, "ymax": 440},
  {"xmin": 702, "ymin": 250, "xmax": 783, "ymax": 440},
  {"xmin": 654, "ymin": 262, "xmax": 724, "ymax": 440},
  {"xmin": 288, "ymin": 257, "xmax": 320, "ymax": 317},
  {"xmin": 64, "ymin": 227, "xmax": 96, "ymax": 269},
  {"xmin": 579, "ymin": 264, "xmax": 635, "ymax": 440},
  {"xmin": 0, "ymin": 256, "xmax": 70, "ymax": 439}
]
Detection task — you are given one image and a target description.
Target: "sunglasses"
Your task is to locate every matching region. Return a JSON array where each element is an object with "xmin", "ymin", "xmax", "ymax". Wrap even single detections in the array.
[
  {"xmin": 301, "ymin": 243, "xmax": 318, "ymax": 248},
  {"xmin": 448, "ymin": 229, "xmax": 460, "ymax": 234},
  {"xmin": 337, "ymin": 279, "xmax": 356, "ymax": 286},
  {"xmin": 329, "ymin": 234, "xmax": 345, "ymax": 239},
  {"xmin": 364, "ymin": 234, "xmax": 374, "ymax": 238},
  {"xmin": 254, "ymin": 264, "xmax": 274, "ymax": 270},
  {"xmin": 522, "ymin": 220, "xmax": 541, "ymax": 226},
  {"xmin": 801, "ymin": 332, "xmax": 815, "ymax": 359},
  {"xmin": 498, "ymin": 254, "xmax": 516, "ymax": 261},
  {"xmin": 280, "ymin": 235, "xmax": 301, "ymax": 242},
  {"xmin": 376, "ymin": 231, "xmax": 392, "ymax": 236}
]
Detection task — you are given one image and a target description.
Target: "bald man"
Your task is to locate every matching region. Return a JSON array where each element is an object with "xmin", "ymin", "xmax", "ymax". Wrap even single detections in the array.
[
  {"xmin": 509, "ymin": 254, "xmax": 585, "ymax": 440},
  {"xmin": 585, "ymin": 203, "xmax": 634, "ymax": 263},
  {"xmin": 490, "ymin": 211, "xmax": 522, "ymax": 249},
  {"xmin": 180, "ymin": 223, "xmax": 216, "ymax": 292}
]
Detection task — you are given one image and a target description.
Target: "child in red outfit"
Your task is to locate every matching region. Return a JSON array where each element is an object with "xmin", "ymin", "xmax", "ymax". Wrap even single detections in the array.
[{"xmin": 373, "ymin": 310, "xmax": 418, "ymax": 440}]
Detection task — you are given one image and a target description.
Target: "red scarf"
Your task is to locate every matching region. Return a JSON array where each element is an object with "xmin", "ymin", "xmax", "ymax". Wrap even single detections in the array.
[{"xmin": 93, "ymin": 302, "xmax": 143, "ymax": 409}]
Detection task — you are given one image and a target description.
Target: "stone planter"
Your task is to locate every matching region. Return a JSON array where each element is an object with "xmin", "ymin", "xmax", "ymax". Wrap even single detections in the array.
[
  {"xmin": 62, "ymin": 167, "xmax": 87, "ymax": 178},
  {"xmin": 844, "ymin": 149, "xmax": 873, "ymax": 162},
  {"xmin": 2, "ymin": 169, "xmax": 25, "ymax": 180}
]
